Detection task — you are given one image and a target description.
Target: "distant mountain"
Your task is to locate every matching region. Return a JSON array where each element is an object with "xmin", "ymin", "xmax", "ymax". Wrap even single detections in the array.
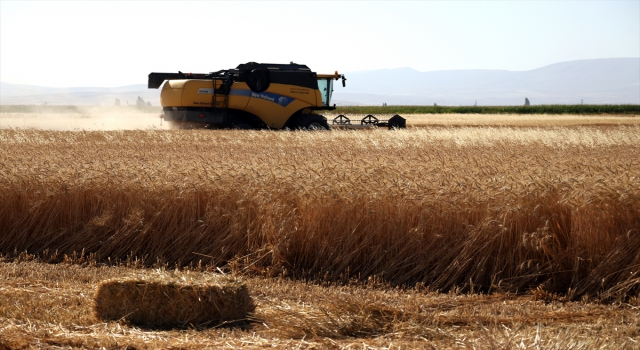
[
  {"xmin": 333, "ymin": 58, "xmax": 640, "ymax": 105},
  {"xmin": 1, "ymin": 58, "xmax": 638, "ymax": 106}
]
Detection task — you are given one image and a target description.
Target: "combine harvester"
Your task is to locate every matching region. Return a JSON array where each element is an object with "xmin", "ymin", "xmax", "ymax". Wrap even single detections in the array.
[{"xmin": 148, "ymin": 62, "xmax": 405, "ymax": 130}]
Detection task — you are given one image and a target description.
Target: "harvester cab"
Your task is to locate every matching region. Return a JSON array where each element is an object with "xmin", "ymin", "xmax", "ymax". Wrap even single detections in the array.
[{"xmin": 316, "ymin": 73, "xmax": 346, "ymax": 108}]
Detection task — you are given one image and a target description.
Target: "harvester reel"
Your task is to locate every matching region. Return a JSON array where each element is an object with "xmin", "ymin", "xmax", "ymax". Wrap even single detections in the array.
[
  {"xmin": 246, "ymin": 68, "xmax": 270, "ymax": 92},
  {"xmin": 361, "ymin": 114, "xmax": 379, "ymax": 125},
  {"xmin": 333, "ymin": 114, "xmax": 351, "ymax": 125}
]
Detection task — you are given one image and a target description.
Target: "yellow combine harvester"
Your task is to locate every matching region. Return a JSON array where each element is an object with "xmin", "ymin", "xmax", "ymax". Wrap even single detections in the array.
[{"xmin": 148, "ymin": 62, "xmax": 405, "ymax": 130}]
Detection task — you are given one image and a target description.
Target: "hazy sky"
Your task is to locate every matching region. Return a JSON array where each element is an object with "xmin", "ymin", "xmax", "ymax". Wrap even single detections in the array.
[{"xmin": 1, "ymin": 0, "xmax": 638, "ymax": 87}]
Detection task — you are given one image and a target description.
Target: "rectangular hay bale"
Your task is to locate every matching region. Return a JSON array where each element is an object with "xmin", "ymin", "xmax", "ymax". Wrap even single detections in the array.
[{"xmin": 94, "ymin": 272, "xmax": 254, "ymax": 328}]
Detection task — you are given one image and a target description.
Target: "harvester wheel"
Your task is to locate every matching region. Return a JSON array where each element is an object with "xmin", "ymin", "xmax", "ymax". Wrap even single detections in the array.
[
  {"xmin": 233, "ymin": 123, "xmax": 253, "ymax": 130},
  {"xmin": 297, "ymin": 114, "xmax": 330, "ymax": 130}
]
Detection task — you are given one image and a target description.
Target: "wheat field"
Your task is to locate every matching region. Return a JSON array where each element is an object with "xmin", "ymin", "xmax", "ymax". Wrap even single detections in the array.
[
  {"xmin": 1, "ymin": 126, "xmax": 639, "ymax": 301},
  {"xmin": 326, "ymin": 113, "xmax": 640, "ymax": 127},
  {"xmin": 2, "ymin": 107, "xmax": 640, "ymax": 130},
  {"xmin": 1, "ymin": 122, "xmax": 640, "ymax": 348}
]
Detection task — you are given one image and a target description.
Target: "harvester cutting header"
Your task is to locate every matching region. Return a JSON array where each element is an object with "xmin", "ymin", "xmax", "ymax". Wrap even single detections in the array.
[{"xmin": 149, "ymin": 62, "xmax": 405, "ymax": 130}]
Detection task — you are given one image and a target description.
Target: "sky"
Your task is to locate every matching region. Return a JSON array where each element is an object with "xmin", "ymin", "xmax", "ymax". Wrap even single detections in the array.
[{"xmin": 1, "ymin": 0, "xmax": 639, "ymax": 87}]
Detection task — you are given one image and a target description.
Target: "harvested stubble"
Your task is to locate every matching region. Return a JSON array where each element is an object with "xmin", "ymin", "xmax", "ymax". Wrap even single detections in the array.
[
  {"xmin": 94, "ymin": 271, "xmax": 254, "ymax": 328},
  {"xmin": 4, "ymin": 261, "xmax": 639, "ymax": 348},
  {"xmin": 1, "ymin": 127, "xmax": 639, "ymax": 301}
]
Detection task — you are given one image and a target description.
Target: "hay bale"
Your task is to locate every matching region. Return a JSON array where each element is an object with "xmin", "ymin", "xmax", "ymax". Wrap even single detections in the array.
[{"xmin": 94, "ymin": 271, "xmax": 254, "ymax": 328}]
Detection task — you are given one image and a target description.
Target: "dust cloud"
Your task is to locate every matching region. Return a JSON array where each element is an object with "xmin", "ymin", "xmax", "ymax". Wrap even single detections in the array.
[{"xmin": 0, "ymin": 106, "xmax": 168, "ymax": 131}]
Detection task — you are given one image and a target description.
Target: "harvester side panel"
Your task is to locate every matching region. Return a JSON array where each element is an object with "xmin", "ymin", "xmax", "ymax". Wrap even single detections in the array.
[
  {"xmin": 242, "ymin": 83, "xmax": 316, "ymax": 129},
  {"xmin": 161, "ymin": 80, "xmax": 252, "ymax": 111},
  {"xmin": 180, "ymin": 80, "xmax": 224, "ymax": 108},
  {"xmin": 160, "ymin": 80, "xmax": 186, "ymax": 107}
]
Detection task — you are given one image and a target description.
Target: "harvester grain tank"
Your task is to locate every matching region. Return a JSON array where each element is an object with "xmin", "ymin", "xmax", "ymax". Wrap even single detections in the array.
[{"xmin": 148, "ymin": 62, "xmax": 405, "ymax": 130}]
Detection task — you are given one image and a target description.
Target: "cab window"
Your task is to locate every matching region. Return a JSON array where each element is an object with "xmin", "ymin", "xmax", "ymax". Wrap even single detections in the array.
[{"xmin": 317, "ymin": 78, "xmax": 333, "ymax": 106}]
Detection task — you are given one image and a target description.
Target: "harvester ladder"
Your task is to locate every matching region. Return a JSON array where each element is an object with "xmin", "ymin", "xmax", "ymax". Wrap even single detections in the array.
[
  {"xmin": 211, "ymin": 75, "xmax": 231, "ymax": 125},
  {"xmin": 212, "ymin": 77, "xmax": 219, "ymax": 124}
]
